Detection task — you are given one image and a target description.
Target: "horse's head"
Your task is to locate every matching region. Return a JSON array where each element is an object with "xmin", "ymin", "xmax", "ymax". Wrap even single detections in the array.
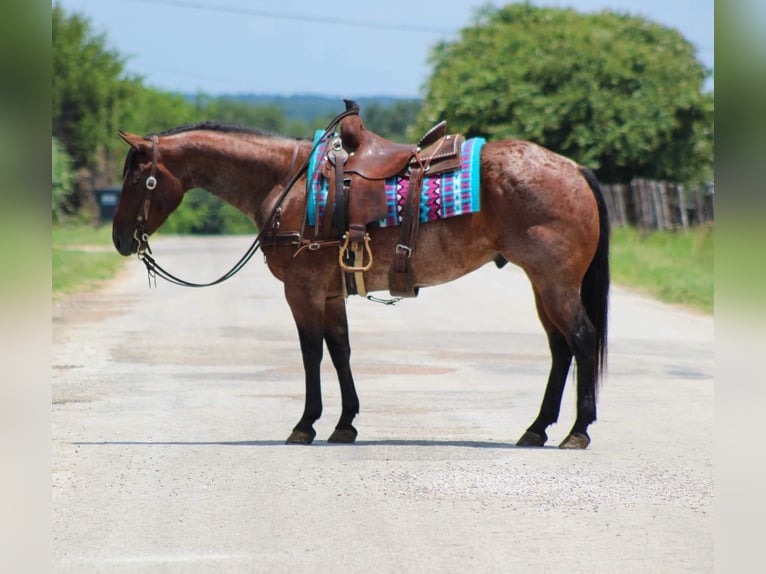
[{"xmin": 112, "ymin": 131, "xmax": 184, "ymax": 256}]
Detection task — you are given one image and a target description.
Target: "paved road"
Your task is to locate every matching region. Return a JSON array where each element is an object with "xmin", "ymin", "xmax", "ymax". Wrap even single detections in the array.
[{"xmin": 52, "ymin": 236, "xmax": 713, "ymax": 573}]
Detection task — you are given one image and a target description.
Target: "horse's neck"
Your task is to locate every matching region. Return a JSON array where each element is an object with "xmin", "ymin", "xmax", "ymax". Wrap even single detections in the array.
[{"xmin": 168, "ymin": 132, "xmax": 307, "ymax": 226}]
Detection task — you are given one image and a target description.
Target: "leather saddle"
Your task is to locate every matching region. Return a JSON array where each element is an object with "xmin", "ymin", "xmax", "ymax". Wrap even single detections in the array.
[{"xmin": 319, "ymin": 100, "xmax": 464, "ymax": 297}]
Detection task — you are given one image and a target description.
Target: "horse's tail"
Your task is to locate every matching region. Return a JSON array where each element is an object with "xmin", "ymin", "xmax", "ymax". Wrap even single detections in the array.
[{"xmin": 579, "ymin": 166, "xmax": 610, "ymax": 382}]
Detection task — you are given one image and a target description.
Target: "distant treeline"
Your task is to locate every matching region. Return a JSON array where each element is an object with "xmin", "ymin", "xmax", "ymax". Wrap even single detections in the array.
[{"xmin": 213, "ymin": 94, "xmax": 420, "ymax": 126}]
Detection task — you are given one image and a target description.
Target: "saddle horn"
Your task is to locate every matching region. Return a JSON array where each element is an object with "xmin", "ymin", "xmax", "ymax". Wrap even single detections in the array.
[{"xmin": 343, "ymin": 99, "xmax": 360, "ymax": 114}]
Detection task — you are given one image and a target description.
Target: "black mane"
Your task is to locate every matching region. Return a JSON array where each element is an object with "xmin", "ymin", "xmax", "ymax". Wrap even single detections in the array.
[{"xmin": 150, "ymin": 121, "xmax": 285, "ymax": 139}]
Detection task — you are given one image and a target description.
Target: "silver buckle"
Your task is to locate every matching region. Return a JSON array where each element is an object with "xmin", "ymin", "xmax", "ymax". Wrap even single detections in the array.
[{"xmin": 395, "ymin": 244, "xmax": 412, "ymax": 257}]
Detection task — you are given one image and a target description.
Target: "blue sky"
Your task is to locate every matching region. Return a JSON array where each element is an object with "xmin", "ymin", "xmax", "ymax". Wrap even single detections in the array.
[{"xmin": 55, "ymin": 0, "xmax": 714, "ymax": 97}]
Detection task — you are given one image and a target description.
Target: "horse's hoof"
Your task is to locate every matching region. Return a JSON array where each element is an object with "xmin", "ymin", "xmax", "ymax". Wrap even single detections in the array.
[
  {"xmin": 559, "ymin": 432, "xmax": 590, "ymax": 449},
  {"xmin": 516, "ymin": 430, "xmax": 547, "ymax": 447},
  {"xmin": 286, "ymin": 430, "xmax": 315, "ymax": 445},
  {"xmin": 328, "ymin": 426, "xmax": 357, "ymax": 444}
]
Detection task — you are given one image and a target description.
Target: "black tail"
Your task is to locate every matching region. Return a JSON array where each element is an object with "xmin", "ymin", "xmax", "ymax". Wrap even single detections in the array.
[{"xmin": 578, "ymin": 167, "xmax": 610, "ymax": 382}]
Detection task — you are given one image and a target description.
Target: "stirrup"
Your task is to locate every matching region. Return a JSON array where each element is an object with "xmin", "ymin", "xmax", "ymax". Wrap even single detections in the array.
[{"xmin": 338, "ymin": 233, "xmax": 373, "ymax": 273}]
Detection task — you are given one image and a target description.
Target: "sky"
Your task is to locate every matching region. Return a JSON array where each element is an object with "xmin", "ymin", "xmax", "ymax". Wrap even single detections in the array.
[{"xmin": 54, "ymin": 0, "xmax": 714, "ymax": 98}]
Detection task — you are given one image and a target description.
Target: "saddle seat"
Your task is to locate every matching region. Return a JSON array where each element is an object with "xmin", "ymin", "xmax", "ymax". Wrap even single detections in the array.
[{"xmin": 340, "ymin": 115, "xmax": 450, "ymax": 180}]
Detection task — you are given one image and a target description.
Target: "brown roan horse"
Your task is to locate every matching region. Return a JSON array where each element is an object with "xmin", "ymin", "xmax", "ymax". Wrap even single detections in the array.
[{"xmin": 112, "ymin": 115, "xmax": 610, "ymax": 449}]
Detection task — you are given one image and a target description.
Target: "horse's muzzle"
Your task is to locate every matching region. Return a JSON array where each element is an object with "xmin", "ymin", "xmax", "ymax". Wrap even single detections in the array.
[{"xmin": 113, "ymin": 227, "xmax": 137, "ymax": 256}]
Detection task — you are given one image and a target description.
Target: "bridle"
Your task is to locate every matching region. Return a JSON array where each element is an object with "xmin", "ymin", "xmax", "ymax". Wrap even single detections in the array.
[
  {"xmin": 133, "ymin": 135, "xmax": 159, "ymax": 258},
  {"xmin": 130, "ymin": 104, "xmax": 360, "ymax": 288}
]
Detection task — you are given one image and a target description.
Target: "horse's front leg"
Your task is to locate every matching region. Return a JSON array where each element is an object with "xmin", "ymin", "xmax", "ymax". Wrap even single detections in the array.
[
  {"xmin": 323, "ymin": 295, "xmax": 360, "ymax": 443},
  {"xmin": 284, "ymin": 286, "xmax": 326, "ymax": 445}
]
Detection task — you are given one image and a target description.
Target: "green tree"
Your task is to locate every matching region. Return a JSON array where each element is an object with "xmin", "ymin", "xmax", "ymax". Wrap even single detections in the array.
[
  {"xmin": 52, "ymin": 4, "xmax": 136, "ymax": 172},
  {"xmin": 195, "ymin": 97, "xmax": 288, "ymax": 132},
  {"xmin": 362, "ymin": 100, "xmax": 421, "ymax": 141},
  {"xmin": 160, "ymin": 189, "xmax": 254, "ymax": 235},
  {"xmin": 121, "ymin": 87, "xmax": 197, "ymax": 136},
  {"xmin": 52, "ymin": 138, "xmax": 74, "ymax": 222},
  {"xmin": 111, "ymin": 85, "xmax": 198, "ymax": 174},
  {"xmin": 418, "ymin": 4, "xmax": 713, "ymax": 184}
]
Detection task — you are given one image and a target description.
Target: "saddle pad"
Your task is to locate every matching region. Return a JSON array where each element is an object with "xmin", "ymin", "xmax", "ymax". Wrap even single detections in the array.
[{"xmin": 306, "ymin": 130, "xmax": 485, "ymax": 228}]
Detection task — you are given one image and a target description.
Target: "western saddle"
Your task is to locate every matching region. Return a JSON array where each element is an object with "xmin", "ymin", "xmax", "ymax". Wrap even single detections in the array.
[{"xmin": 319, "ymin": 100, "xmax": 464, "ymax": 298}]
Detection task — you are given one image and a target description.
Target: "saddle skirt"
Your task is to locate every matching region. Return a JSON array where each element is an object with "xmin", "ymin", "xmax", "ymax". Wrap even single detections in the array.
[{"xmin": 307, "ymin": 130, "xmax": 485, "ymax": 229}]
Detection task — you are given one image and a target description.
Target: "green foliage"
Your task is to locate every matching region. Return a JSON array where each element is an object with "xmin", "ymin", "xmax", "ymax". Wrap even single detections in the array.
[
  {"xmin": 120, "ymin": 87, "xmax": 198, "ymax": 139},
  {"xmin": 161, "ymin": 189, "xmax": 256, "ymax": 235},
  {"xmin": 52, "ymin": 138, "xmax": 74, "ymax": 221},
  {"xmin": 52, "ymin": 4, "xmax": 134, "ymax": 170},
  {"xmin": 360, "ymin": 100, "xmax": 421, "ymax": 141},
  {"xmin": 192, "ymin": 96, "xmax": 288, "ymax": 132},
  {"xmin": 419, "ymin": 4, "xmax": 713, "ymax": 184}
]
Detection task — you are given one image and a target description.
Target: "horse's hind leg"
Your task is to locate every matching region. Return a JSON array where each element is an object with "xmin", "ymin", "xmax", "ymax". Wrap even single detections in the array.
[
  {"xmin": 560, "ymin": 312, "xmax": 598, "ymax": 449},
  {"xmin": 519, "ymin": 284, "xmax": 598, "ymax": 449},
  {"xmin": 517, "ymin": 289, "xmax": 573, "ymax": 447},
  {"xmin": 323, "ymin": 296, "xmax": 360, "ymax": 443}
]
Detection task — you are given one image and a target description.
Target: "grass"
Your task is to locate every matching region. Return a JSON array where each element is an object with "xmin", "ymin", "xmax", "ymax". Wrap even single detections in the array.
[
  {"xmin": 52, "ymin": 222, "xmax": 115, "ymax": 247},
  {"xmin": 609, "ymin": 225, "xmax": 713, "ymax": 314},
  {"xmin": 52, "ymin": 224, "xmax": 125, "ymax": 295}
]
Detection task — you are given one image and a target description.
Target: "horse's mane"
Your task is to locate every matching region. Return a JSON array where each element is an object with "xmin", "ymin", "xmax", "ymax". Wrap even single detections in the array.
[{"xmin": 150, "ymin": 121, "xmax": 285, "ymax": 139}]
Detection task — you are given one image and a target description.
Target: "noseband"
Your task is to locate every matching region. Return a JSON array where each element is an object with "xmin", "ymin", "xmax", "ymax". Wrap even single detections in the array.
[{"xmin": 133, "ymin": 134, "xmax": 159, "ymax": 255}]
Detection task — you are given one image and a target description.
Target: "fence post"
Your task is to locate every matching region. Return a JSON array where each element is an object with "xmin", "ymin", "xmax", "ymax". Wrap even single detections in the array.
[
  {"xmin": 660, "ymin": 181, "xmax": 673, "ymax": 229},
  {"xmin": 653, "ymin": 181, "xmax": 664, "ymax": 229},
  {"xmin": 638, "ymin": 179, "xmax": 656, "ymax": 229},
  {"xmin": 634, "ymin": 179, "xmax": 647, "ymax": 229},
  {"xmin": 694, "ymin": 186, "xmax": 705, "ymax": 225},
  {"xmin": 676, "ymin": 184, "xmax": 689, "ymax": 229},
  {"xmin": 603, "ymin": 184, "xmax": 616, "ymax": 227},
  {"xmin": 614, "ymin": 183, "xmax": 627, "ymax": 226},
  {"xmin": 705, "ymin": 183, "xmax": 715, "ymax": 223}
]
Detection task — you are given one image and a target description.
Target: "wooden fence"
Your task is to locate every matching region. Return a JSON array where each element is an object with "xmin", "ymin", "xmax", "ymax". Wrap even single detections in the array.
[{"xmin": 601, "ymin": 179, "xmax": 714, "ymax": 230}]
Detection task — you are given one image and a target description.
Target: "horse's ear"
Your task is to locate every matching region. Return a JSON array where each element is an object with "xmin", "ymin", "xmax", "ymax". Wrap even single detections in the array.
[{"xmin": 119, "ymin": 131, "xmax": 147, "ymax": 151}]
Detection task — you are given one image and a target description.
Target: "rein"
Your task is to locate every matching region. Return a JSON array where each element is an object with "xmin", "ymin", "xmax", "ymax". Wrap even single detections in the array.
[{"xmin": 134, "ymin": 106, "xmax": 359, "ymax": 288}]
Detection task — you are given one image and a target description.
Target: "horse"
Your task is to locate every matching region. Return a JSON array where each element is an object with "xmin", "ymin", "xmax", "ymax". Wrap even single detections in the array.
[{"xmin": 112, "ymin": 116, "xmax": 609, "ymax": 449}]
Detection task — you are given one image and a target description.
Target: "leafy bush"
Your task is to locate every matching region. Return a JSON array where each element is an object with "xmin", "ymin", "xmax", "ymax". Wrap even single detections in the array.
[
  {"xmin": 160, "ymin": 189, "xmax": 256, "ymax": 235},
  {"xmin": 52, "ymin": 137, "xmax": 73, "ymax": 222}
]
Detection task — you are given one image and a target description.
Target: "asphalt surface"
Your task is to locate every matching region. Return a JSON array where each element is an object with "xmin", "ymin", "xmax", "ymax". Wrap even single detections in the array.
[{"xmin": 52, "ymin": 235, "xmax": 713, "ymax": 573}]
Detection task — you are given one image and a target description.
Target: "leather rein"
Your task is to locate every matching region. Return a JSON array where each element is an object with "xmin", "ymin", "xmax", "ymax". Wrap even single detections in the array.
[{"xmin": 133, "ymin": 108, "xmax": 358, "ymax": 288}]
